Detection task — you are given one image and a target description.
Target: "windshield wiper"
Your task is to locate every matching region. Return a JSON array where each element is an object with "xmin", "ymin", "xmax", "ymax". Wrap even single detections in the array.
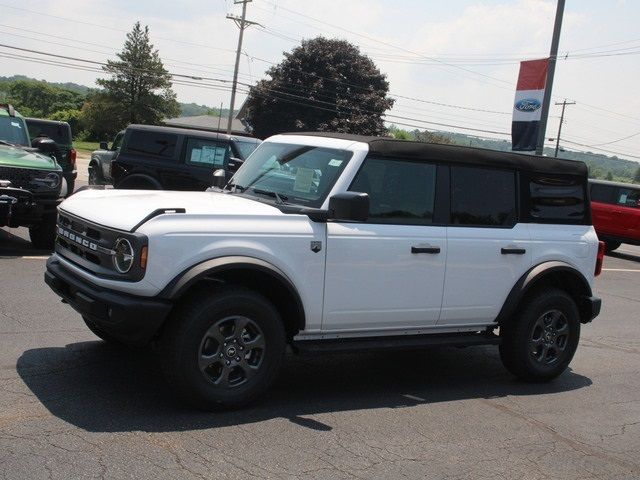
[
  {"xmin": 252, "ymin": 188, "xmax": 288, "ymax": 205},
  {"xmin": 0, "ymin": 140, "xmax": 16, "ymax": 147},
  {"xmin": 225, "ymin": 183, "xmax": 245, "ymax": 192}
]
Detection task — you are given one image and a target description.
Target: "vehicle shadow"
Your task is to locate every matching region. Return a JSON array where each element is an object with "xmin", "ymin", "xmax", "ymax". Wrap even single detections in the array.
[
  {"xmin": 0, "ymin": 228, "xmax": 52, "ymax": 258},
  {"xmin": 607, "ymin": 249, "xmax": 640, "ymax": 263},
  {"xmin": 17, "ymin": 341, "xmax": 592, "ymax": 433}
]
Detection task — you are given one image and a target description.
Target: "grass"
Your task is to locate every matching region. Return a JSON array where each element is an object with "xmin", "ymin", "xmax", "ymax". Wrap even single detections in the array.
[{"xmin": 74, "ymin": 141, "xmax": 100, "ymax": 154}]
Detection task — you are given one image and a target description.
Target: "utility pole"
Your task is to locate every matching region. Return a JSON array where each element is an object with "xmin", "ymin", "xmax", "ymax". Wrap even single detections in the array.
[
  {"xmin": 226, "ymin": 0, "xmax": 260, "ymax": 134},
  {"xmin": 553, "ymin": 99, "xmax": 575, "ymax": 156},
  {"xmin": 535, "ymin": 0, "xmax": 565, "ymax": 155}
]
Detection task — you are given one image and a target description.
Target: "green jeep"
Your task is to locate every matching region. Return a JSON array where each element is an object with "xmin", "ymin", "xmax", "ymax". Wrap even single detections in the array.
[{"xmin": 0, "ymin": 104, "xmax": 63, "ymax": 249}]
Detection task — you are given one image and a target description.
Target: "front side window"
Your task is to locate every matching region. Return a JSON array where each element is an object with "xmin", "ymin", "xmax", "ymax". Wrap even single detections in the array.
[
  {"xmin": 590, "ymin": 183, "xmax": 617, "ymax": 204},
  {"xmin": 230, "ymin": 142, "xmax": 353, "ymax": 208},
  {"xmin": 349, "ymin": 157, "xmax": 437, "ymax": 225},
  {"xmin": 617, "ymin": 187, "xmax": 640, "ymax": 208},
  {"xmin": 112, "ymin": 132, "xmax": 124, "ymax": 151},
  {"xmin": 125, "ymin": 131, "xmax": 177, "ymax": 158},
  {"xmin": 186, "ymin": 138, "xmax": 230, "ymax": 168},
  {"xmin": 529, "ymin": 175, "xmax": 586, "ymax": 222},
  {"xmin": 451, "ymin": 166, "xmax": 517, "ymax": 226}
]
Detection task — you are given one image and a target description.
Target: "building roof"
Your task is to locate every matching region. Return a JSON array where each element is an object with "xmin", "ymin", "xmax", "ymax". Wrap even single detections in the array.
[
  {"xmin": 285, "ymin": 132, "xmax": 588, "ymax": 176},
  {"xmin": 163, "ymin": 115, "xmax": 250, "ymax": 135}
]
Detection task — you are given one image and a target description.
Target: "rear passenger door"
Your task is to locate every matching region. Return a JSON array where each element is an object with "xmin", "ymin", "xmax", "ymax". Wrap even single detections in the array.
[
  {"xmin": 183, "ymin": 138, "xmax": 231, "ymax": 190},
  {"xmin": 439, "ymin": 165, "xmax": 532, "ymax": 326},
  {"xmin": 323, "ymin": 157, "xmax": 447, "ymax": 333},
  {"xmin": 614, "ymin": 186, "xmax": 640, "ymax": 237}
]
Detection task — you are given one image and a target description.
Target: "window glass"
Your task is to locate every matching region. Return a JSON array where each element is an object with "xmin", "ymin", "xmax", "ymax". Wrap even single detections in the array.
[
  {"xmin": 451, "ymin": 166, "xmax": 516, "ymax": 226},
  {"xmin": 125, "ymin": 131, "xmax": 177, "ymax": 158},
  {"xmin": 112, "ymin": 132, "xmax": 124, "ymax": 151},
  {"xmin": 529, "ymin": 176, "xmax": 586, "ymax": 222},
  {"xmin": 617, "ymin": 187, "xmax": 640, "ymax": 208},
  {"xmin": 231, "ymin": 142, "xmax": 352, "ymax": 208},
  {"xmin": 0, "ymin": 116, "xmax": 29, "ymax": 146},
  {"xmin": 590, "ymin": 183, "xmax": 617, "ymax": 204},
  {"xmin": 27, "ymin": 121, "xmax": 71, "ymax": 144},
  {"xmin": 234, "ymin": 139, "xmax": 260, "ymax": 159},
  {"xmin": 186, "ymin": 138, "xmax": 230, "ymax": 168},
  {"xmin": 349, "ymin": 157, "xmax": 437, "ymax": 225}
]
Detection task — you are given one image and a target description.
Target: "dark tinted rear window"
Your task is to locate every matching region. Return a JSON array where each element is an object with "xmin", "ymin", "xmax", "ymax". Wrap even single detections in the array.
[
  {"xmin": 125, "ymin": 130, "xmax": 177, "ymax": 158},
  {"xmin": 27, "ymin": 120, "xmax": 71, "ymax": 144},
  {"xmin": 451, "ymin": 166, "xmax": 517, "ymax": 226},
  {"xmin": 529, "ymin": 176, "xmax": 586, "ymax": 222},
  {"xmin": 590, "ymin": 183, "xmax": 617, "ymax": 204}
]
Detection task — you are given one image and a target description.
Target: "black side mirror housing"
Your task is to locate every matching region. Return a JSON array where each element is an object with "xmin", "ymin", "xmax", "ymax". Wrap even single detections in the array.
[
  {"xmin": 99, "ymin": 141, "xmax": 109, "ymax": 150},
  {"xmin": 211, "ymin": 169, "xmax": 227, "ymax": 190},
  {"xmin": 31, "ymin": 137, "xmax": 58, "ymax": 160},
  {"xmin": 227, "ymin": 157, "xmax": 244, "ymax": 173},
  {"xmin": 329, "ymin": 192, "xmax": 369, "ymax": 222}
]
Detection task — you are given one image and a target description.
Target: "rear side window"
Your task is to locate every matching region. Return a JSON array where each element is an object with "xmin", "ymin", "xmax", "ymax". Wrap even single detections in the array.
[
  {"xmin": 125, "ymin": 130, "xmax": 177, "ymax": 158},
  {"xmin": 451, "ymin": 166, "xmax": 516, "ymax": 227},
  {"xmin": 350, "ymin": 157, "xmax": 437, "ymax": 225},
  {"xmin": 590, "ymin": 183, "xmax": 617, "ymax": 204},
  {"xmin": 185, "ymin": 138, "xmax": 230, "ymax": 168},
  {"xmin": 529, "ymin": 176, "xmax": 586, "ymax": 222},
  {"xmin": 616, "ymin": 187, "xmax": 640, "ymax": 208}
]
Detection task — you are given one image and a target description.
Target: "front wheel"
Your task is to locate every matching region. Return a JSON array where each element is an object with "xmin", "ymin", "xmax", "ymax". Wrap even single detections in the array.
[
  {"xmin": 29, "ymin": 212, "xmax": 57, "ymax": 250},
  {"xmin": 160, "ymin": 286, "xmax": 286, "ymax": 410},
  {"xmin": 499, "ymin": 288, "xmax": 580, "ymax": 382}
]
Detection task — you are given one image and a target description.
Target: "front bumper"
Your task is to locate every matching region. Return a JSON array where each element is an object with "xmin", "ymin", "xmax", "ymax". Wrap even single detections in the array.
[
  {"xmin": 580, "ymin": 296, "xmax": 602, "ymax": 323},
  {"xmin": 45, "ymin": 257, "xmax": 172, "ymax": 346}
]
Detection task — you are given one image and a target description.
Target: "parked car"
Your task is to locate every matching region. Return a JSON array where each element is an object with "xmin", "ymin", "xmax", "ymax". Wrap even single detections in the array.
[
  {"xmin": 88, "ymin": 130, "xmax": 124, "ymax": 185},
  {"xmin": 25, "ymin": 118, "xmax": 77, "ymax": 196},
  {"xmin": 589, "ymin": 179, "xmax": 640, "ymax": 252},
  {"xmin": 110, "ymin": 125, "xmax": 261, "ymax": 190},
  {"xmin": 1, "ymin": 104, "xmax": 63, "ymax": 249},
  {"xmin": 45, "ymin": 133, "xmax": 602, "ymax": 410}
]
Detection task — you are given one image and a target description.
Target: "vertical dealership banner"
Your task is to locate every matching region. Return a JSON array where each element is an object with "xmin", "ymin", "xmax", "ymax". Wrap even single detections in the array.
[{"xmin": 511, "ymin": 58, "xmax": 549, "ymax": 151}]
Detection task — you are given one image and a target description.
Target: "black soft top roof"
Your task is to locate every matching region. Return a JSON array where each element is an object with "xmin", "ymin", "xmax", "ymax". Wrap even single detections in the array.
[{"xmin": 285, "ymin": 132, "xmax": 587, "ymax": 176}]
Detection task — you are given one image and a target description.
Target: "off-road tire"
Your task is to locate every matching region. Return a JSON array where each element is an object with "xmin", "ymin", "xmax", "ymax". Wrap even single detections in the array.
[
  {"xmin": 29, "ymin": 212, "xmax": 57, "ymax": 250},
  {"xmin": 160, "ymin": 286, "xmax": 286, "ymax": 410},
  {"xmin": 88, "ymin": 162, "xmax": 103, "ymax": 185},
  {"xmin": 500, "ymin": 288, "xmax": 580, "ymax": 382}
]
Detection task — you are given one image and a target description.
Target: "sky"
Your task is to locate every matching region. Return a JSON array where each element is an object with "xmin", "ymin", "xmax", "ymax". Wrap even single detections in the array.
[{"xmin": 2, "ymin": 0, "xmax": 640, "ymax": 162}]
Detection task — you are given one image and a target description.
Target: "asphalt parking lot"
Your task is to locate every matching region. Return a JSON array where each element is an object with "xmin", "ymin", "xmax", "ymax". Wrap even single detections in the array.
[{"xmin": 1, "ymin": 209, "xmax": 639, "ymax": 478}]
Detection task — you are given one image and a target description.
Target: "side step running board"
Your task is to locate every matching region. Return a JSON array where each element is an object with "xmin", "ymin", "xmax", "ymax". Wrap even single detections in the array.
[{"xmin": 293, "ymin": 332, "xmax": 500, "ymax": 356}]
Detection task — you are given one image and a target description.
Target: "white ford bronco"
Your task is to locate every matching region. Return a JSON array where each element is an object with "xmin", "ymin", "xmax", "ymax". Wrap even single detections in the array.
[{"xmin": 45, "ymin": 133, "xmax": 603, "ymax": 409}]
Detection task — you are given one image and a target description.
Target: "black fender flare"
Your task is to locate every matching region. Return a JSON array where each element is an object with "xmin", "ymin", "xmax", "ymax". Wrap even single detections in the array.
[
  {"xmin": 159, "ymin": 256, "xmax": 306, "ymax": 332},
  {"xmin": 495, "ymin": 261, "xmax": 593, "ymax": 325}
]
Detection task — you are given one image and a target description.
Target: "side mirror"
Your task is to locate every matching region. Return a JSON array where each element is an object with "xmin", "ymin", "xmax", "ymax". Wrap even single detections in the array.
[
  {"xmin": 32, "ymin": 137, "xmax": 58, "ymax": 159},
  {"xmin": 211, "ymin": 169, "xmax": 227, "ymax": 190},
  {"xmin": 99, "ymin": 141, "xmax": 109, "ymax": 150},
  {"xmin": 227, "ymin": 157, "xmax": 244, "ymax": 173},
  {"xmin": 329, "ymin": 192, "xmax": 369, "ymax": 222}
]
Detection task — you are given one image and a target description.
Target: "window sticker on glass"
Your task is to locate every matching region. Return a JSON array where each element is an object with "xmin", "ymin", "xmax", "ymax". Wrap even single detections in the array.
[
  {"xmin": 328, "ymin": 159, "xmax": 343, "ymax": 167},
  {"xmin": 11, "ymin": 122, "xmax": 21, "ymax": 128},
  {"xmin": 190, "ymin": 148, "xmax": 202, "ymax": 163},
  {"xmin": 293, "ymin": 167, "xmax": 315, "ymax": 193},
  {"xmin": 201, "ymin": 145, "xmax": 225, "ymax": 166}
]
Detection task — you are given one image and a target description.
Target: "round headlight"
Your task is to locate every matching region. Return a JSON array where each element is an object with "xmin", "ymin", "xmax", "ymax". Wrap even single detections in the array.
[
  {"xmin": 45, "ymin": 172, "xmax": 61, "ymax": 189},
  {"xmin": 113, "ymin": 238, "xmax": 134, "ymax": 273}
]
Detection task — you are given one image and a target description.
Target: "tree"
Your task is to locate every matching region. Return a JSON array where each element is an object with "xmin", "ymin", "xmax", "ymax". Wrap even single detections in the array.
[
  {"xmin": 49, "ymin": 109, "xmax": 81, "ymax": 135},
  {"xmin": 245, "ymin": 37, "xmax": 394, "ymax": 138},
  {"xmin": 2, "ymin": 80, "xmax": 84, "ymax": 117},
  {"xmin": 96, "ymin": 22, "xmax": 179, "ymax": 129},
  {"xmin": 79, "ymin": 92, "xmax": 123, "ymax": 140},
  {"xmin": 606, "ymin": 171, "xmax": 614, "ymax": 181},
  {"xmin": 634, "ymin": 167, "xmax": 640, "ymax": 184}
]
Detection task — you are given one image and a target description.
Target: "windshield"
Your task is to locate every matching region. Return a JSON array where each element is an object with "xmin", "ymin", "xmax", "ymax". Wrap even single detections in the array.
[
  {"xmin": 230, "ymin": 142, "xmax": 353, "ymax": 207},
  {"xmin": 0, "ymin": 116, "xmax": 30, "ymax": 146},
  {"xmin": 27, "ymin": 120, "xmax": 72, "ymax": 145}
]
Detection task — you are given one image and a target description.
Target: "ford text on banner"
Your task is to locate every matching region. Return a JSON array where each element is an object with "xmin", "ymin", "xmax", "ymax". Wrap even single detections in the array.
[{"xmin": 511, "ymin": 58, "xmax": 549, "ymax": 151}]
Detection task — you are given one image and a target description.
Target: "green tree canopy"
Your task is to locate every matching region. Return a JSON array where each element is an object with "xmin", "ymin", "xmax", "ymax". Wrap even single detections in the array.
[
  {"xmin": 0, "ymin": 80, "xmax": 84, "ymax": 117},
  {"xmin": 633, "ymin": 166, "xmax": 640, "ymax": 184},
  {"xmin": 95, "ymin": 22, "xmax": 179, "ymax": 128},
  {"xmin": 245, "ymin": 37, "xmax": 394, "ymax": 138}
]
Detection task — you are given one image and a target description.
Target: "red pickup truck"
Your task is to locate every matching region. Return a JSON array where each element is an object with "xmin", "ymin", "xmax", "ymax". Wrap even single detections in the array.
[{"xmin": 590, "ymin": 179, "xmax": 640, "ymax": 252}]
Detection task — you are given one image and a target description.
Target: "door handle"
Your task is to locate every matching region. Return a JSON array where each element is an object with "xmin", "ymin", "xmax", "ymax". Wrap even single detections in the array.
[
  {"xmin": 411, "ymin": 246, "xmax": 441, "ymax": 254},
  {"xmin": 501, "ymin": 247, "xmax": 526, "ymax": 255}
]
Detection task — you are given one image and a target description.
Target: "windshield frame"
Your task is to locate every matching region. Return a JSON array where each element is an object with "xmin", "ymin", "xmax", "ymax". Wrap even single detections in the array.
[{"xmin": 228, "ymin": 141, "xmax": 355, "ymax": 209}]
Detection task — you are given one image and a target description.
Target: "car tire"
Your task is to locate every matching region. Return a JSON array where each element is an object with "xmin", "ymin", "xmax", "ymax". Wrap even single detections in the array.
[
  {"xmin": 83, "ymin": 316, "xmax": 123, "ymax": 345},
  {"xmin": 28, "ymin": 212, "xmax": 57, "ymax": 250},
  {"xmin": 604, "ymin": 240, "xmax": 621, "ymax": 253},
  {"xmin": 160, "ymin": 286, "xmax": 286, "ymax": 410},
  {"xmin": 499, "ymin": 288, "xmax": 580, "ymax": 382},
  {"xmin": 88, "ymin": 162, "xmax": 103, "ymax": 185}
]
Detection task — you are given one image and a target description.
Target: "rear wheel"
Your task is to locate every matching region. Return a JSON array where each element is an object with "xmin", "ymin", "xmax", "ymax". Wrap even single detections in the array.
[
  {"xmin": 604, "ymin": 240, "xmax": 621, "ymax": 253},
  {"xmin": 88, "ymin": 162, "xmax": 103, "ymax": 185},
  {"xmin": 29, "ymin": 212, "xmax": 57, "ymax": 250},
  {"xmin": 160, "ymin": 286, "xmax": 286, "ymax": 410},
  {"xmin": 500, "ymin": 288, "xmax": 580, "ymax": 382}
]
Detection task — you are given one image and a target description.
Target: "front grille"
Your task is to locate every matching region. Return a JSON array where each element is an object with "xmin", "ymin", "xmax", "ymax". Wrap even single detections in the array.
[{"xmin": 0, "ymin": 166, "xmax": 58, "ymax": 193}]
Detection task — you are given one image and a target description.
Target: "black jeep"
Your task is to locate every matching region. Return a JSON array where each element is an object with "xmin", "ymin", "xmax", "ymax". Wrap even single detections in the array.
[{"xmin": 111, "ymin": 125, "xmax": 261, "ymax": 191}]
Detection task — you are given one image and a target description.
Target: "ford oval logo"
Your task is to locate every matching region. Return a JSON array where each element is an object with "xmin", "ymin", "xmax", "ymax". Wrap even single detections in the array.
[{"xmin": 515, "ymin": 98, "xmax": 542, "ymax": 112}]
